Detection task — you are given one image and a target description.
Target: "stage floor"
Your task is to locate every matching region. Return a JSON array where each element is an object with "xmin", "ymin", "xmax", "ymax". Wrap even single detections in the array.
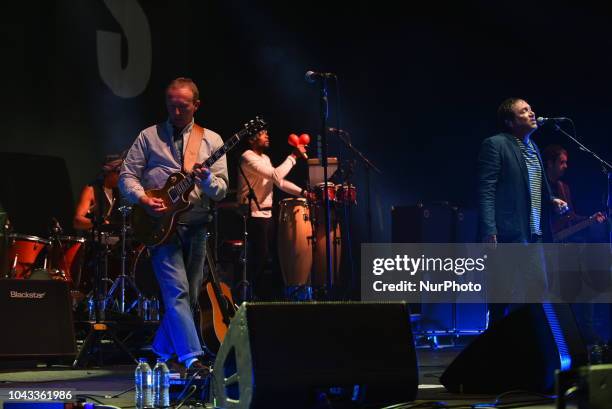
[{"xmin": 0, "ymin": 346, "xmax": 564, "ymax": 409}]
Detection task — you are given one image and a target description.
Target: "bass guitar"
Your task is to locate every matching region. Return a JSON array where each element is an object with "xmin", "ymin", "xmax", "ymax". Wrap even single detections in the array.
[
  {"xmin": 553, "ymin": 212, "xmax": 606, "ymax": 242},
  {"xmin": 132, "ymin": 117, "xmax": 267, "ymax": 247}
]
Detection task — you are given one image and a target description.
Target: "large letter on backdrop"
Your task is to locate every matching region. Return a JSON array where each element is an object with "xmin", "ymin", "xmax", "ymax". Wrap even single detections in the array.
[{"xmin": 97, "ymin": 0, "xmax": 151, "ymax": 98}]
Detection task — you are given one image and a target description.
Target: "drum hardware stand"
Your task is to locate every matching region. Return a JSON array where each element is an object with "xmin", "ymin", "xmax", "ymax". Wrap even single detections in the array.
[
  {"xmin": 105, "ymin": 205, "xmax": 141, "ymax": 313},
  {"xmin": 73, "ymin": 213, "xmax": 136, "ymax": 368}
]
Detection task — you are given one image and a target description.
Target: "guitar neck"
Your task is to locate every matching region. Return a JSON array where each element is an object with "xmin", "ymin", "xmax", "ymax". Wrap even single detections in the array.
[
  {"xmin": 554, "ymin": 215, "xmax": 597, "ymax": 242},
  {"xmin": 201, "ymin": 131, "xmax": 244, "ymax": 169},
  {"xmin": 180, "ymin": 131, "xmax": 245, "ymax": 192}
]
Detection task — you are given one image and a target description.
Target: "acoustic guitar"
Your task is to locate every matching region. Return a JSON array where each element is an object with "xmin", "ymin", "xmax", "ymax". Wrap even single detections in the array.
[
  {"xmin": 199, "ymin": 240, "xmax": 237, "ymax": 351},
  {"xmin": 131, "ymin": 117, "xmax": 267, "ymax": 247}
]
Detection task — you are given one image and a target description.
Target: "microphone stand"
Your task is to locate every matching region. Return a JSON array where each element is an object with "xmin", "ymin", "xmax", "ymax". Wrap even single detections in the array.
[
  {"xmin": 315, "ymin": 77, "xmax": 333, "ymax": 296},
  {"xmin": 1, "ymin": 213, "xmax": 11, "ymax": 279},
  {"xmin": 552, "ymin": 123, "xmax": 612, "ymax": 247},
  {"xmin": 328, "ymin": 128, "xmax": 382, "ymax": 243},
  {"xmin": 238, "ymin": 164, "xmax": 262, "ymax": 302}
]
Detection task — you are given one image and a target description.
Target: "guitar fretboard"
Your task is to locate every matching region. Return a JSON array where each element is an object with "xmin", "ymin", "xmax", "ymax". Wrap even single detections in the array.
[
  {"xmin": 168, "ymin": 123, "xmax": 262, "ymax": 203},
  {"xmin": 203, "ymin": 130, "xmax": 244, "ymax": 168}
]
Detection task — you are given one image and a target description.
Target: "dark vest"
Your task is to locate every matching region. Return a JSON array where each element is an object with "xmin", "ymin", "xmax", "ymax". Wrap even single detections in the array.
[{"xmin": 89, "ymin": 179, "xmax": 120, "ymax": 224}]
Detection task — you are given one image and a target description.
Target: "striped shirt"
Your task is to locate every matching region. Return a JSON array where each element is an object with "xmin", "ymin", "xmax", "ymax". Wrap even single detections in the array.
[{"xmin": 516, "ymin": 137, "xmax": 543, "ymax": 236}]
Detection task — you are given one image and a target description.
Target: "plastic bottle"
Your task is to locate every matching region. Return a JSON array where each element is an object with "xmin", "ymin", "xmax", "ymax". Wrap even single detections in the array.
[
  {"xmin": 153, "ymin": 358, "xmax": 170, "ymax": 408},
  {"xmin": 87, "ymin": 297, "xmax": 95, "ymax": 321},
  {"xmin": 135, "ymin": 358, "xmax": 153, "ymax": 409},
  {"xmin": 149, "ymin": 297, "xmax": 160, "ymax": 321}
]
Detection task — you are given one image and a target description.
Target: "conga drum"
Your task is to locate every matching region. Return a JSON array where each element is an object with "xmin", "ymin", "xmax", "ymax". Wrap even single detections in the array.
[
  {"xmin": 277, "ymin": 198, "xmax": 313, "ymax": 296},
  {"xmin": 6, "ymin": 234, "xmax": 51, "ymax": 278},
  {"xmin": 313, "ymin": 182, "xmax": 337, "ymax": 205},
  {"xmin": 335, "ymin": 183, "xmax": 357, "ymax": 206},
  {"xmin": 311, "ymin": 206, "xmax": 342, "ymax": 287}
]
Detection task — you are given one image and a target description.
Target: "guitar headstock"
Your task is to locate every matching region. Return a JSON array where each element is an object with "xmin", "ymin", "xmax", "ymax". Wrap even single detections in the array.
[{"xmin": 240, "ymin": 116, "xmax": 267, "ymax": 140}]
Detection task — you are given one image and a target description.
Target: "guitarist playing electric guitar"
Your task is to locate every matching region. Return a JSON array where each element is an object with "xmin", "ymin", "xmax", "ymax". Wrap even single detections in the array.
[
  {"xmin": 543, "ymin": 144, "xmax": 606, "ymax": 243},
  {"xmin": 119, "ymin": 77, "xmax": 236, "ymax": 373}
]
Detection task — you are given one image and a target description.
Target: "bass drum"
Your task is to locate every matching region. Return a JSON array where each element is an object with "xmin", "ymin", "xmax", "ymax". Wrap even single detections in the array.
[
  {"xmin": 277, "ymin": 198, "xmax": 313, "ymax": 288},
  {"xmin": 6, "ymin": 234, "xmax": 51, "ymax": 279}
]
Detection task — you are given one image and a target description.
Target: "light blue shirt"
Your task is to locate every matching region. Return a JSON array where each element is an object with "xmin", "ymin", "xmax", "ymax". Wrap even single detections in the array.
[{"xmin": 119, "ymin": 119, "xmax": 229, "ymax": 224}]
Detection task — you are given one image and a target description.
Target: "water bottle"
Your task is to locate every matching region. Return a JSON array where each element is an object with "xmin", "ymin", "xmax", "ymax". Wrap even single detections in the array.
[
  {"xmin": 87, "ymin": 297, "xmax": 95, "ymax": 321},
  {"xmin": 138, "ymin": 296, "xmax": 148, "ymax": 320},
  {"xmin": 153, "ymin": 358, "xmax": 170, "ymax": 408},
  {"xmin": 135, "ymin": 358, "xmax": 153, "ymax": 409},
  {"xmin": 149, "ymin": 297, "xmax": 160, "ymax": 321}
]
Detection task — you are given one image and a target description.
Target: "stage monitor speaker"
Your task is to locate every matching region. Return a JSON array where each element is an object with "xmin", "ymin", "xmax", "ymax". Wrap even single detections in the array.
[
  {"xmin": 213, "ymin": 302, "xmax": 418, "ymax": 409},
  {"xmin": 391, "ymin": 204, "xmax": 453, "ymax": 243},
  {"xmin": 440, "ymin": 303, "xmax": 588, "ymax": 394},
  {"xmin": 0, "ymin": 279, "xmax": 76, "ymax": 359}
]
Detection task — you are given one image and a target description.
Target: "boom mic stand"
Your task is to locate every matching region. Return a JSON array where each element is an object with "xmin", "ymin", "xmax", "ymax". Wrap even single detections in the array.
[
  {"xmin": 328, "ymin": 128, "xmax": 382, "ymax": 297},
  {"xmin": 551, "ymin": 121, "xmax": 612, "ymax": 247},
  {"xmin": 1, "ymin": 212, "xmax": 11, "ymax": 278},
  {"xmin": 238, "ymin": 165, "xmax": 262, "ymax": 302}
]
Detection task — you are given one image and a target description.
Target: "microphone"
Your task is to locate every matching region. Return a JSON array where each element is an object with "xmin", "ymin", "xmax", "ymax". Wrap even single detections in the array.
[
  {"xmin": 50, "ymin": 217, "xmax": 63, "ymax": 234},
  {"xmin": 305, "ymin": 70, "xmax": 336, "ymax": 83},
  {"xmin": 327, "ymin": 127, "xmax": 350, "ymax": 136},
  {"xmin": 536, "ymin": 117, "xmax": 569, "ymax": 126}
]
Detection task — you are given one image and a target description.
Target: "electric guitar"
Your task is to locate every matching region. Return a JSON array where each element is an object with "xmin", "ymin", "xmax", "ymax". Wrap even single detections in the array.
[
  {"xmin": 553, "ymin": 212, "xmax": 606, "ymax": 242},
  {"xmin": 199, "ymin": 239, "xmax": 237, "ymax": 351},
  {"xmin": 131, "ymin": 117, "xmax": 267, "ymax": 247}
]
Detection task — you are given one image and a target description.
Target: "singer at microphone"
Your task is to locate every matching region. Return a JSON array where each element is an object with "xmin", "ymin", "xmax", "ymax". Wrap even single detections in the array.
[{"xmin": 478, "ymin": 97, "xmax": 570, "ymax": 324}]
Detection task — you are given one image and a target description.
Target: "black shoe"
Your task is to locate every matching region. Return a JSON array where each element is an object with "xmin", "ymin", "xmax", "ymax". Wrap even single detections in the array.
[
  {"xmin": 166, "ymin": 359, "xmax": 187, "ymax": 378},
  {"xmin": 186, "ymin": 360, "xmax": 210, "ymax": 378}
]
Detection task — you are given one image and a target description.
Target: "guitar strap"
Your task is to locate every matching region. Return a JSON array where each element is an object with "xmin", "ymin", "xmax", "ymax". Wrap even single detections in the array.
[{"xmin": 183, "ymin": 124, "xmax": 205, "ymax": 172}]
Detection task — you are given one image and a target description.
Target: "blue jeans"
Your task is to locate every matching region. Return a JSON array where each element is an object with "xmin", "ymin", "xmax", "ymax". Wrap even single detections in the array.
[{"xmin": 150, "ymin": 224, "xmax": 207, "ymax": 362}]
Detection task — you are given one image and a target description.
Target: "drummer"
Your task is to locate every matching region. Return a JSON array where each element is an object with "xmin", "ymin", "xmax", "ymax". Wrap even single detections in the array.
[
  {"xmin": 237, "ymin": 129, "xmax": 308, "ymax": 300},
  {"xmin": 73, "ymin": 153, "xmax": 124, "ymax": 231}
]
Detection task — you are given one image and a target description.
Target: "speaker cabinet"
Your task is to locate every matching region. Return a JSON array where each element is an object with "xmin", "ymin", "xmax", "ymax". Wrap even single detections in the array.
[
  {"xmin": 391, "ymin": 204, "xmax": 454, "ymax": 243},
  {"xmin": 0, "ymin": 279, "xmax": 76, "ymax": 359},
  {"xmin": 214, "ymin": 302, "xmax": 418, "ymax": 409},
  {"xmin": 440, "ymin": 303, "xmax": 588, "ymax": 393}
]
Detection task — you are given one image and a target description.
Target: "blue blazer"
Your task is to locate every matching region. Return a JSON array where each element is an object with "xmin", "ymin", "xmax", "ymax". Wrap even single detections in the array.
[{"xmin": 478, "ymin": 133, "xmax": 554, "ymax": 243}]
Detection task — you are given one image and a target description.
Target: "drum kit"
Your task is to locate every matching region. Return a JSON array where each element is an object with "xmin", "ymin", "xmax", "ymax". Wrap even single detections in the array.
[
  {"xmin": 277, "ymin": 181, "xmax": 357, "ymax": 300},
  {"xmin": 0, "ymin": 206, "xmax": 157, "ymax": 318}
]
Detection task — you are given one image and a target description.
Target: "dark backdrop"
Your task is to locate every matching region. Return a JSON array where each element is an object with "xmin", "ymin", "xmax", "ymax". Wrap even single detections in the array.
[{"xmin": 1, "ymin": 0, "xmax": 610, "ymax": 242}]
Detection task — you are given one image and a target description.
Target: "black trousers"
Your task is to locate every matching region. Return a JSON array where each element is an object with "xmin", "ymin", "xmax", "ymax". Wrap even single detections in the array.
[{"xmin": 246, "ymin": 216, "xmax": 275, "ymax": 298}]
